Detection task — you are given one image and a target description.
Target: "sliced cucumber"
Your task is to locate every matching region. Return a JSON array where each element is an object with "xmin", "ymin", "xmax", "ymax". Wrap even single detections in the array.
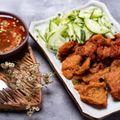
[
  {"xmin": 45, "ymin": 31, "xmax": 55, "ymax": 43},
  {"xmin": 92, "ymin": 18, "xmax": 98, "ymax": 21},
  {"xmin": 47, "ymin": 33, "xmax": 66, "ymax": 52},
  {"xmin": 67, "ymin": 23, "xmax": 76, "ymax": 40},
  {"xmin": 100, "ymin": 26, "xmax": 110, "ymax": 34},
  {"xmin": 49, "ymin": 21, "xmax": 58, "ymax": 32},
  {"xmin": 56, "ymin": 24, "xmax": 67, "ymax": 33},
  {"xmin": 36, "ymin": 6, "xmax": 115, "ymax": 53},
  {"xmin": 76, "ymin": 29, "xmax": 86, "ymax": 44},
  {"xmin": 61, "ymin": 27, "xmax": 68, "ymax": 38},
  {"xmin": 101, "ymin": 16, "xmax": 112, "ymax": 28},
  {"xmin": 81, "ymin": 29, "xmax": 86, "ymax": 43},
  {"xmin": 105, "ymin": 32, "xmax": 115, "ymax": 39},
  {"xmin": 98, "ymin": 18, "xmax": 103, "ymax": 26},
  {"xmin": 85, "ymin": 18, "xmax": 109, "ymax": 34},
  {"xmin": 98, "ymin": 18, "xmax": 110, "ymax": 34},
  {"xmin": 79, "ymin": 11, "xmax": 91, "ymax": 18},
  {"xmin": 78, "ymin": 23, "xmax": 84, "ymax": 27},
  {"xmin": 74, "ymin": 17, "xmax": 83, "ymax": 24},
  {"xmin": 52, "ymin": 16, "xmax": 61, "ymax": 25},
  {"xmin": 86, "ymin": 6, "xmax": 97, "ymax": 13},
  {"xmin": 68, "ymin": 23, "xmax": 74, "ymax": 36},
  {"xmin": 73, "ymin": 23, "xmax": 81, "ymax": 39},
  {"xmin": 83, "ymin": 26, "xmax": 93, "ymax": 40},
  {"xmin": 61, "ymin": 19, "xmax": 70, "ymax": 25},
  {"xmin": 91, "ymin": 8, "xmax": 103, "ymax": 18},
  {"xmin": 35, "ymin": 28, "xmax": 45, "ymax": 41},
  {"xmin": 79, "ymin": 6, "xmax": 96, "ymax": 18},
  {"xmin": 85, "ymin": 18, "xmax": 101, "ymax": 33}
]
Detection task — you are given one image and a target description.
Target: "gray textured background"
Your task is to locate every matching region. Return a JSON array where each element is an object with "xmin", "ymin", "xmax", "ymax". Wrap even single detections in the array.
[{"xmin": 0, "ymin": 0, "xmax": 120, "ymax": 120}]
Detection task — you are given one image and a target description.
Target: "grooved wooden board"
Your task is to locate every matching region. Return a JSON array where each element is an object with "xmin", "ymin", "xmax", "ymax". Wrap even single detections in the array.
[{"xmin": 0, "ymin": 46, "xmax": 42, "ymax": 111}]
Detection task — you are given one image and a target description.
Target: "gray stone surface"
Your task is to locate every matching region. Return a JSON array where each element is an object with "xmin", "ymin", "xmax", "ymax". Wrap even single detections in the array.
[{"xmin": 0, "ymin": 0, "xmax": 120, "ymax": 120}]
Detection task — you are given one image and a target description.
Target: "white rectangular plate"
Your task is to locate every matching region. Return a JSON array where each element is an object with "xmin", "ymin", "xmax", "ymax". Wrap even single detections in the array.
[{"xmin": 29, "ymin": 1, "xmax": 120, "ymax": 119}]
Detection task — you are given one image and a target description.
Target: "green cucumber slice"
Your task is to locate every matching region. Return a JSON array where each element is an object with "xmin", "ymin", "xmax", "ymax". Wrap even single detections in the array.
[
  {"xmin": 52, "ymin": 16, "xmax": 61, "ymax": 25},
  {"xmin": 83, "ymin": 26, "xmax": 93, "ymax": 40},
  {"xmin": 91, "ymin": 8, "xmax": 103, "ymax": 18},
  {"xmin": 101, "ymin": 16, "xmax": 112, "ymax": 28},
  {"xmin": 49, "ymin": 21, "xmax": 58, "ymax": 32},
  {"xmin": 81, "ymin": 29, "xmax": 86, "ymax": 43},
  {"xmin": 85, "ymin": 18, "xmax": 101, "ymax": 33},
  {"xmin": 73, "ymin": 23, "xmax": 81, "ymax": 39},
  {"xmin": 47, "ymin": 33, "xmax": 65, "ymax": 51},
  {"xmin": 67, "ymin": 23, "xmax": 76, "ymax": 40},
  {"xmin": 79, "ymin": 6, "xmax": 96, "ymax": 18},
  {"xmin": 98, "ymin": 18, "xmax": 110, "ymax": 34},
  {"xmin": 85, "ymin": 18, "xmax": 109, "ymax": 34},
  {"xmin": 79, "ymin": 11, "xmax": 91, "ymax": 18},
  {"xmin": 100, "ymin": 26, "xmax": 110, "ymax": 34},
  {"xmin": 45, "ymin": 31, "xmax": 55, "ymax": 43},
  {"xmin": 38, "ymin": 5, "xmax": 115, "ymax": 54},
  {"xmin": 74, "ymin": 17, "xmax": 83, "ymax": 24},
  {"xmin": 92, "ymin": 18, "xmax": 99, "ymax": 21},
  {"xmin": 105, "ymin": 32, "xmax": 115, "ymax": 39},
  {"xmin": 76, "ymin": 29, "xmax": 86, "ymax": 44},
  {"xmin": 35, "ymin": 28, "xmax": 45, "ymax": 41}
]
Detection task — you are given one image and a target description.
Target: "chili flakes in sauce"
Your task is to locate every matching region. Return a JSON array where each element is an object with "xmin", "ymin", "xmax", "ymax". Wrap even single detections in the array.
[{"xmin": 0, "ymin": 17, "xmax": 26, "ymax": 53}]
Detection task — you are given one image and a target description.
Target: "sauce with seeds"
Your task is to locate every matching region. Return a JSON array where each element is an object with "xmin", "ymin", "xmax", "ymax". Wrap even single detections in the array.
[{"xmin": 0, "ymin": 16, "xmax": 26, "ymax": 53}]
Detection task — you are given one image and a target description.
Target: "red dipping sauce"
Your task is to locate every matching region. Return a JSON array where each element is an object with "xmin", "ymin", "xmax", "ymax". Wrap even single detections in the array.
[{"xmin": 0, "ymin": 16, "xmax": 26, "ymax": 53}]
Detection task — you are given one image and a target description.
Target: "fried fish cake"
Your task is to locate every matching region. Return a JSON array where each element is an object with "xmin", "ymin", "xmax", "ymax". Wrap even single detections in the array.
[
  {"xmin": 58, "ymin": 41, "xmax": 77, "ymax": 61},
  {"xmin": 74, "ymin": 57, "xmax": 91, "ymax": 76},
  {"xmin": 62, "ymin": 54, "xmax": 82, "ymax": 79},
  {"xmin": 105, "ymin": 68, "xmax": 120, "ymax": 100},
  {"xmin": 62, "ymin": 56, "xmax": 90, "ymax": 80},
  {"xmin": 79, "ymin": 82, "xmax": 107, "ymax": 108},
  {"xmin": 82, "ymin": 67, "xmax": 110, "ymax": 83}
]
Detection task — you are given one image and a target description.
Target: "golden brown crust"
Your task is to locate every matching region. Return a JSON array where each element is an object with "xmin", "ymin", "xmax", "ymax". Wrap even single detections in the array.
[
  {"xmin": 62, "ymin": 54, "xmax": 82, "ymax": 79},
  {"xmin": 105, "ymin": 67, "xmax": 120, "ymax": 100},
  {"xmin": 59, "ymin": 34, "xmax": 120, "ymax": 108},
  {"xmin": 80, "ymin": 82, "xmax": 107, "ymax": 108},
  {"xmin": 58, "ymin": 41, "xmax": 77, "ymax": 61}
]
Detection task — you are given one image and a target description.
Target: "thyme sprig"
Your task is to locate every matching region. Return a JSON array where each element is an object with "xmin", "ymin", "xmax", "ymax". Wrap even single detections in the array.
[
  {"xmin": 0, "ymin": 62, "xmax": 15, "ymax": 69},
  {"xmin": 0, "ymin": 61, "xmax": 53, "ymax": 116},
  {"xmin": 40, "ymin": 72, "xmax": 53, "ymax": 87}
]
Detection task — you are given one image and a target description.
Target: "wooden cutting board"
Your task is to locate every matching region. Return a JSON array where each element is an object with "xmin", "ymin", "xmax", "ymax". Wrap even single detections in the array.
[{"xmin": 0, "ymin": 45, "xmax": 42, "ymax": 114}]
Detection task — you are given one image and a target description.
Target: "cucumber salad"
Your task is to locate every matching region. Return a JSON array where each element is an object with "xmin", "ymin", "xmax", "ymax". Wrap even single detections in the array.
[{"xmin": 35, "ymin": 6, "xmax": 116, "ymax": 53}]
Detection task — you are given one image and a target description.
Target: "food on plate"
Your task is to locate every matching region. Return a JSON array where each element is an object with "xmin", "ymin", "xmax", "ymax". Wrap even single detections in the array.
[
  {"xmin": 62, "ymin": 55, "xmax": 90, "ymax": 79},
  {"xmin": 58, "ymin": 41, "xmax": 77, "ymax": 61},
  {"xmin": 0, "ymin": 15, "xmax": 26, "ymax": 53},
  {"xmin": 104, "ymin": 60, "xmax": 120, "ymax": 100},
  {"xmin": 75, "ymin": 82, "xmax": 107, "ymax": 108},
  {"xmin": 35, "ymin": 6, "xmax": 116, "ymax": 53},
  {"xmin": 58, "ymin": 33, "xmax": 120, "ymax": 108},
  {"xmin": 62, "ymin": 54, "xmax": 82, "ymax": 79},
  {"xmin": 34, "ymin": 3, "xmax": 120, "ymax": 109}
]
